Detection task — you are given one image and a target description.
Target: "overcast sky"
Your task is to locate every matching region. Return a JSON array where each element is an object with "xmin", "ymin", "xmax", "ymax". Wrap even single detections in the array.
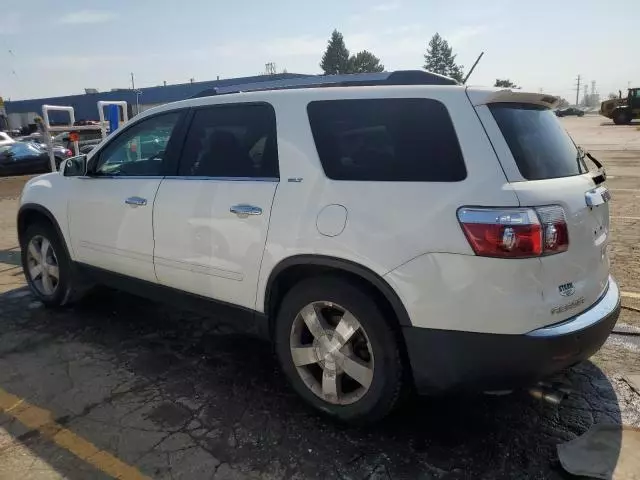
[{"xmin": 0, "ymin": 0, "xmax": 637, "ymax": 101}]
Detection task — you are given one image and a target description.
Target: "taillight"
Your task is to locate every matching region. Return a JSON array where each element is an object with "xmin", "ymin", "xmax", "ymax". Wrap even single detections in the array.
[
  {"xmin": 65, "ymin": 149, "xmax": 73, "ymax": 157},
  {"xmin": 457, "ymin": 206, "xmax": 569, "ymax": 258},
  {"xmin": 536, "ymin": 205, "xmax": 569, "ymax": 254}
]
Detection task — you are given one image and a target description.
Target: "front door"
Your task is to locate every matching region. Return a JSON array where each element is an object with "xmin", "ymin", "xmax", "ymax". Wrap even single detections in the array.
[
  {"xmin": 153, "ymin": 103, "xmax": 279, "ymax": 309},
  {"xmin": 67, "ymin": 111, "xmax": 183, "ymax": 282}
]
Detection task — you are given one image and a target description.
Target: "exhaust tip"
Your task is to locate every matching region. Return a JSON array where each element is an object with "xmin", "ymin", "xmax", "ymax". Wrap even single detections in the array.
[{"xmin": 528, "ymin": 386, "xmax": 565, "ymax": 405}]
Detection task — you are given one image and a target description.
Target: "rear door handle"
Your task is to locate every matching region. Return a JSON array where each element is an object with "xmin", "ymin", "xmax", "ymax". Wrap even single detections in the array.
[
  {"xmin": 125, "ymin": 196, "xmax": 147, "ymax": 207},
  {"xmin": 230, "ymin": 204, "xmax": 262, "ymax": 217}
]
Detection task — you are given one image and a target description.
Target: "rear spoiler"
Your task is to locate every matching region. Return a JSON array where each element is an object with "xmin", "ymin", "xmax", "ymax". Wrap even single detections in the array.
[
  {"xmin": 467, "ymin": 88, "xmax": 560, "ymax": 109},
  {"xmin": 585, "ymin": 151, "xmax": 607, "ymax": 186}
]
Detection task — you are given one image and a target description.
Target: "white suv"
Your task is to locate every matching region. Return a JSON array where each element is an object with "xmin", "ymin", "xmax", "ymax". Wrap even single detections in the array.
[{"xmin": 18, "ymin": 71, "xmax": 620, "ymax": 423}]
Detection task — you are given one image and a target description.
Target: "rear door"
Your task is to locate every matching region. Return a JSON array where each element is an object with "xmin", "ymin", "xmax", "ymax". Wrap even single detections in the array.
[
  {"xmin": 153, "ymin": 102, "xmax": 279, "ymax": 309},
  {"xmin": 473, "ymin": 92, "xmax": 610, "ymax": 323}
]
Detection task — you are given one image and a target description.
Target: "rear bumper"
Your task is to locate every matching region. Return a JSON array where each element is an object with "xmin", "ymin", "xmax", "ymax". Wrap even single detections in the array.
[{"xmin": 403, "ymin": 276, "xmax": 620, "ymax": 394}]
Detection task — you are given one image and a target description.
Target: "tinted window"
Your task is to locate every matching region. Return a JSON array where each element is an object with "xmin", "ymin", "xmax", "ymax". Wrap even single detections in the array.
[
  {"xmin": 490, "ymin": 103, "xmax": 584, "ymax": 180},
  {"xmin": 307, "ymin": 98, "xmax": 466, "ymax": 182},
  {"xmin": 95, "ymin": 112, "xmax": 180, "ymax": 176},
  {"xmin": 178, "ymin": 103, "xmax": 278, "ymax": 178}
]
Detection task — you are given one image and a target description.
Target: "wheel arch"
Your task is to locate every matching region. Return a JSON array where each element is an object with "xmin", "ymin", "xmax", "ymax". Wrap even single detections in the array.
[
  {"xmin": 17, "ymin": 204, "xmax": 71, "ymax": 259},
  {"xmin": 264, "ymin": 255, "xmax": 412, "ymax": 329}
]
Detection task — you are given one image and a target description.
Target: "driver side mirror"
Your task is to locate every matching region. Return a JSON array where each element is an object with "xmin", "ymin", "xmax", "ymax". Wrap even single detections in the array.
[{"xmin": 63, "ymin": 155, "xmax": 87, "ymax": 177}]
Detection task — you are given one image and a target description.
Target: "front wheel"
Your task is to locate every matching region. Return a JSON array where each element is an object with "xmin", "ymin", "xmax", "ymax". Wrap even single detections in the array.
[
  {"xmin": 21, "ymin": 222, "xmax": 84, "ymax": 307},
  {"xmin": 274, "ymin": 276, "xmax": 404, "ymax": 424}
]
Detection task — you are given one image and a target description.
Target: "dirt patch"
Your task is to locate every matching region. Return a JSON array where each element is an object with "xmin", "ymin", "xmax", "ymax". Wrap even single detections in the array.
[{"xmin": 0, "ymin": 175, "xmax": 32, "ymax": 201}]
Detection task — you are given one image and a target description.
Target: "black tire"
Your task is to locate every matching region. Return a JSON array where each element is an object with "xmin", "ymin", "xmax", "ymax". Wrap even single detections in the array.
[
  {"xmin": 273, "ymin": 276, "xmax": 404, "ymax": 424},
  {"xmin": 613, "ymin": 110, "xmax": 630, "ymax": 125},
  {"xmin": 21, "ymin": 222, "xmax": 85, "ymax": 307}
]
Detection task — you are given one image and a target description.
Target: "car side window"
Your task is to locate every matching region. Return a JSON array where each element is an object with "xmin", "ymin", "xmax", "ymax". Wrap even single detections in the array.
[
  {"xmin": 177, "ymin": 103, "xmax": 279, "ymax": 178},
  {"xmin": 94, "ymin": 112, "xmax": 181, "ymax": 176},
  {"xmin": 307, "ymin": 98, "xmax": 466, "ymax": 182}
]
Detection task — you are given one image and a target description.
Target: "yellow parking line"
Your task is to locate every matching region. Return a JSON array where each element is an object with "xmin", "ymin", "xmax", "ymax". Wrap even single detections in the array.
[{"xmin": 0, "ymin": 387, "xmax": 149, "ymax": 480}]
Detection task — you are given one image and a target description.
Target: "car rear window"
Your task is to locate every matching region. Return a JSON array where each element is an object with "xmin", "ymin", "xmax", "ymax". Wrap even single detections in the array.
[
  {"xmin": 307, "ymin": 98, "xmax": 466, "ymax": 182},
  {"xmin": 489, "ymin": 103, "xmax": 584, "ymax": 180}
]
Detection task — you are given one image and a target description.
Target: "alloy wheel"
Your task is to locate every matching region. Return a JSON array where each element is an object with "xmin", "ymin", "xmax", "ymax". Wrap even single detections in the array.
[
  {"xmin": 26, "ymin": 235, "xmax": 60, "ymax": 296},
  {"xmin": 289, "ymin": 301, "xmax": 375, "ymax": 405}
]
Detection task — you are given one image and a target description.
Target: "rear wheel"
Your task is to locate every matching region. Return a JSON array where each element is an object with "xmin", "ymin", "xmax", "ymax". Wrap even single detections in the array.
[
  {"xmin": 274, "ymin": 276, "xmax": 403, "ymax": 424},
  {"xmin": 21, "ymin": 222, "xmax": 85, "ymax": 307}
]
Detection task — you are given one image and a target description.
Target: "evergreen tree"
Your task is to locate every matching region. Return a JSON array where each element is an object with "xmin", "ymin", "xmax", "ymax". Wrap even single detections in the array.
[
  {"xmin": 494, "ymin": 79, "xmax": 518, "ymax": 88},
  {"xmin": 423, "ymin": 33, "xmax": 464, "ymax": 83},
  {"xmin": 320, "ymin": 30, "xmax": 351, "ymax": 74},
  {"xmin": 349, "ymin": 50, "xmax": 385, "ymax": 73}
]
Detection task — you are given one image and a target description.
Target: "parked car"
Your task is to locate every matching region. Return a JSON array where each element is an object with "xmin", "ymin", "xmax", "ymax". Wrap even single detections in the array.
[
  {"xmin": 17, "ymin": 71, "xmax": 619, "ymax": 424},
  {"xmin": 27, "ymin": 141, "xmax": 73, "ymax": 160},
  {"xmin": 18, "ymin": 132, "xmax": 43, "ymax": 142},
  {"xmin": 0, "ymin": 132, "xmax": 16, "ymax": 147},
  {"xmin": 51, "ymin": 130, "xmax": 103, "ymax": 155},
  {"xmin": 555, "ymin": 107, "xmax": 585, "ymax": 117},
  {"xmin": 0, "ymin": 142, "xmax": 66, "ymax": 176}
]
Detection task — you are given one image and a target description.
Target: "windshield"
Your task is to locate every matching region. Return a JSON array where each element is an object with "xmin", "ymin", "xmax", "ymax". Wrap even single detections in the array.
[{"xmin": 489, "ymin": 103, "xmax": 584, "ymax": 180}]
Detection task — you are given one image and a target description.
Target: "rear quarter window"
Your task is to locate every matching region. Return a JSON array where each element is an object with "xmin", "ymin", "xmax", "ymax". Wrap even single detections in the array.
[
  {"xmin": 489, "ymin": 103, "xmax": 584, "ymax": 180},
  {"xmin": 307, "ymin": 98, "xmax": 466, "ymax": 182}
]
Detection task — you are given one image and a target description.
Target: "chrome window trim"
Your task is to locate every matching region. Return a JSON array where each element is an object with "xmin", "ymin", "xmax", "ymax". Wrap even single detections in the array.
[
  {"xmin": 163, "ymin": 176, "xmax": 279, "ymax": 182},
  {"xmin": 79, "ymin": 175, "xmax": 165, "ymax": 180},
  {"xmin": 78, "ymin": 175, "xmax": 280, "ymax": 182}
]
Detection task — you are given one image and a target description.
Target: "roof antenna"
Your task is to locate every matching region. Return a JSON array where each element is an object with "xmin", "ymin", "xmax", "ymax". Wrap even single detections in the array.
[{"xmin": 463, "ymin": 51, "xmax": 484, "ymax": 84}]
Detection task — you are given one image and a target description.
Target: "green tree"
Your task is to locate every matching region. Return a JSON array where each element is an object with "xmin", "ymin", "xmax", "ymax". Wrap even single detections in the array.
[
  {"xmin": 349, "ymin": 50, "xmax": 385, "ymax": 73},
  {"xmin": 494, "ymin": 79, "xmax": 518, "ymax": 88},
  {"xmin": 320, "ymin": 30, "xmax": 351, "ymax": 74},
  {"xmin": 423, "ymin": 33, "xmax": 464, "ymax": 82}
]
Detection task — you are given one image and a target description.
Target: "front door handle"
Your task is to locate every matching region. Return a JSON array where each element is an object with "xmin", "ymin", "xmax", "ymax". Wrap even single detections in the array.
[
  {"xmin": 230, "ymin": 204, "xmax": 262, "ymax": 217},
  {"xmin": 125, "ymin": 196, "xmax": 147, "ymax": 207}
]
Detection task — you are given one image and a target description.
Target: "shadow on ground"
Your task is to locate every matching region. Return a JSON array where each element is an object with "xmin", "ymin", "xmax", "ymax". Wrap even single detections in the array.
[{"xmin": 0, "ymin": 287, "xmax": 626, "ymax": 479}]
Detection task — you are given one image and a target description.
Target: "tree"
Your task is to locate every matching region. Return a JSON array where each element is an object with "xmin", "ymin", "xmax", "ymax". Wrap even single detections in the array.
[
  {"xmin": 608, "ymin": 92, "xmax": 619, "ymax": 100},
  {"xmin": 556, "ymin": 97, "xmax": 570, "ymax": 108},
  {"xmin": 320, "ymin": 30, "xmax": 351, "ymax": 75},
  {"xmin": 349, "ymin": 50, "xmax": 385, "ymax": 73},
  {"xmin": 494, "ymin": 79, "xmax": 518, "ymax": 88},
  {"xmin": 423, "ymin": 33, "xmax": 464, "ymax": 83}
]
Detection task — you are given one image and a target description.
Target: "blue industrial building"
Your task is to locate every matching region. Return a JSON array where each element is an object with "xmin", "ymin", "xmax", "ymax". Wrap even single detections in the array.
[
  {"xmin": 3, "ymin": 72, "xmax": 312, "ymax": 128},
  {"xmin": 2, "ymin": 70, "xmax": 414, "ymax": 130}
]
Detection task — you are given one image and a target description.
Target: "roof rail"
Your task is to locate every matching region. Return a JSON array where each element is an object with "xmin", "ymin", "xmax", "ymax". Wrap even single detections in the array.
[{"xmin": 189, "ymin": 70, "xmax": 458, "ymax": 99}]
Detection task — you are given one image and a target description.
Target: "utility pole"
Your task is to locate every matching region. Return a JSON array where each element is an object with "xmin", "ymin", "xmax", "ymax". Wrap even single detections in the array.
[
  {"xmin": 575, "ymin": 75, "xmax": 581, "ymax": 106},
  {"xmin": 130, "ymin": 72, "xmax": 135, "ymax": 90}
]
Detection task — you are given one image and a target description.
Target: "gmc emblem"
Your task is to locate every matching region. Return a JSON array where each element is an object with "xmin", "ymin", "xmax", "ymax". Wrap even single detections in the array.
[{"xmin": 558, "ymin": 282, "xmax": 576, "ymax": 297}]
